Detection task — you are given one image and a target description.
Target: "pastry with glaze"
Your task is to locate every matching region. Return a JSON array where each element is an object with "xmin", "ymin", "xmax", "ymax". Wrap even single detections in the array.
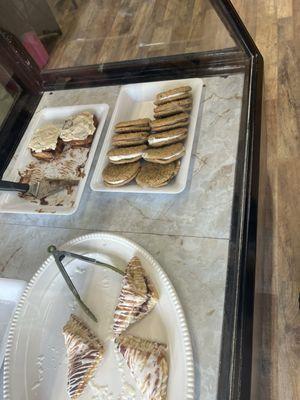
[
  {"xmin": 28, "ymin": 124, "xmax": 64, "ymax": 161},
  {"xmin": 116, "ymin": 334, "xmax": 168, "ymax": 400},
  {"xmin": 60, "ymin": 111, "xmax": 97, "ymax": 147},
  {"xmin": 63, "ymin": 314, "xmax": 104, "ymax": 400},
  {"xmin": 113, "ymin": 256, "xmax": 158, "ymax": 335}
]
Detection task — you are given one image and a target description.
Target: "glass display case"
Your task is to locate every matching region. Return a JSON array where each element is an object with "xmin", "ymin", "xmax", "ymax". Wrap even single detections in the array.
[{"xmin": 0, "ymin": 1, "xmax": 263, "ymax": 399}]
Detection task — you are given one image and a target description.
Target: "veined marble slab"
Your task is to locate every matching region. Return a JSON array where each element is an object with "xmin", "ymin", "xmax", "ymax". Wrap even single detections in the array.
[
  {"xmin": 0, "ymin": 225, "xmax": 228, "ymax": 400},
  {"xmin": 0, "ymin": 74, "xmax": 244, "ymax": 240}
]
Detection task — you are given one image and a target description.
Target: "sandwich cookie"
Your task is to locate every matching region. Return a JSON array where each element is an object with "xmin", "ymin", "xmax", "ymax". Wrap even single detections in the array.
[
  {"xmin": 154, "ymin": 98, "xmax": 193, "ymax": 118},
  {"xmin": 150, "ymin": 113, "xmax": 189, "ymax": 133},
  {"xmin": 28, "ymin": 124, "xmax": 64, "ymax": 161},
  {"xmin": 115, "ymin": 118, "xmax": 151, "ymax": 134},
  {"xmin": 60, "ymin": 111, "xmax": 97, "ymax": 147},
  {"xmin": 102, "ymin": 162, "xmax": 141, "ymax": 187},
  {"xmin": 154, "ymin": 85, "xmax": 192, "ymax": 105},
  {"xmin": 136, "ymin": 161, "xmax": 180, "ymax": 188},
  {"xmin": 143, "ymin": 143, "xmax": 185, "ymax": 164},
  {"xmin": 112, "ymin": 132, "xmax": 149, "ymax": 147},
  {"xmin": 107, "ymin": 144, "xmax": 147, "ymax": 164},
  {"xmin": 148, "ymin": 128, "xmax": 188, "ymax": 147}
]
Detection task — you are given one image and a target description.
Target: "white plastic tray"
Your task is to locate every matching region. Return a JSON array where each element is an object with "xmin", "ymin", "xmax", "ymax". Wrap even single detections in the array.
[
  {"xmin": 90, "ymin": 78, "xmax": 203, "ymax": 194},
  {"xmin": 3, "ymin": 233, "xmax": 194, "ymax": 400},
  {"xmin": 0, "ymin": 104, "xmax": 109, "ymax": 215}
]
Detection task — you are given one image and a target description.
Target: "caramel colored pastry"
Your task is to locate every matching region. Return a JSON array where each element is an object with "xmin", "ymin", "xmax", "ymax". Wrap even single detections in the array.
[
  {"xmin": 102, "ymin": 161, "xmax": 141, "ymax": 187},
  {"xmin": 113, "ymin": 256, "xmax": 158, "ymax": 335},
  {"xmin": 154, "ymin": 85, "xmax": 192, "ymax": 105},
  {"xmin": 107, "ymin": 144, "xmax": 147, "ymax": 164},
  {"xmin": 115, "ymin": 118, "xmax": 151, "ymax": 133},
  {"xmin": 148, "ymin": 128, "xmax": 188, "ymax": 147},
  {"xmin": 29, "ymin": 125, "xmax": 64, "ymax": 161},
  {"xmin": 143, "ymin": 143, "xmax": 185, "ymax": 164},
  {"xmin": 150, "ymin": 113, "xmax": 189, "ymax": 133},
  {"xmin": 112, "ymin": 132, "xmax": 149, "ymax": 147},
  {"xmin": 116, "ymin": 334, "xmax": 168, "ymax": 400},
  {"xmin": 63, "ymin": 314, "xmax": 104, "ymax": 400},
  {"xmin": 154, "ymin": 98, "xmax": 193, "ymax": 118},
  {"xmin": 136, "ymin": 161, "xmax": 180, "ymax": 188},
  {"xmin": 60, "ymin": 111, "xmax": 97, "ymax": 147}
]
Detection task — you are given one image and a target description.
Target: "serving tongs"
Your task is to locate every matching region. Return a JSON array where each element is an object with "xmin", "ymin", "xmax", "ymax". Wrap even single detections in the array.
[{"xmin": 47, "ymin": 245, "xmax": 124, "ymax": 323}]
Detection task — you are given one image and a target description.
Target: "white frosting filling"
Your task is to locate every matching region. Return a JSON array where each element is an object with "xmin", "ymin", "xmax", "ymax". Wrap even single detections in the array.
[
  {"xmin": 160, "ymin": 91, "xmax": 188, "ymax": 100},
  {"xmin": 28, "ymin": 125, "xmax": 60, "ymax": 153},
  {"xmin": 148, "ymin": 133, "xmax": 182, "ymax": 145},
  {"xmin": 109, "ymin": 153, "xmax": 141, "ymax": 161},
  {"xmin": 60, "ymin": 112, "xmax": 95, "ymax": 142}
]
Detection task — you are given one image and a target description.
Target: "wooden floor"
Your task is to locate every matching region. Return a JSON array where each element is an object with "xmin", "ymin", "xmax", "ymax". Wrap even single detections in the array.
[
  {"xmin": 229, "ymin": 1, "xmax": 300, "ymax": 399},
  {"xmin": 46, "ymin": 1, "xmax": 300, "ymax": 399}
]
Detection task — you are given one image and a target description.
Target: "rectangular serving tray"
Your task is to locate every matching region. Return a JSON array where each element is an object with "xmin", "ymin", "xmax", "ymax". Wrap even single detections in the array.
[
  {"xmin": 90, "ymin": 78, "xmax": 203, "ymax": 194},
  {"xmin": 0, "ymin": 103, "xmax": 109, "ymax": 215}
]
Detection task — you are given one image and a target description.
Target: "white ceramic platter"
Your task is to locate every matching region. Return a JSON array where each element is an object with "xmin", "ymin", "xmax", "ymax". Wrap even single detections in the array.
[
  {"xmin": 3, "ymin": 233, "xmax": 194, "ymax": 400},
  {"xmin": 0, "ymin": 104, "xmax": 109, "ymax": 215},
  {"xmin": 90, "ymin": 78, "xmax": 203, "ymax": 194}
]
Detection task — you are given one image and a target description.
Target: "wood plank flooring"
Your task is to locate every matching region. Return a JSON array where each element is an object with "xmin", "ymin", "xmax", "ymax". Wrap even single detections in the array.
[{"xmin": 46, "ymin": 1, "xmax": 300, "ymax": 399}]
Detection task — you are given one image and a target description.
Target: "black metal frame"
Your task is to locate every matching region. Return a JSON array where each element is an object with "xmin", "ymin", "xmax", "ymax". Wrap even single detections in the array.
[{"xmin": 0, "ymin": 1, "xmax": 263, "ymax": 399}]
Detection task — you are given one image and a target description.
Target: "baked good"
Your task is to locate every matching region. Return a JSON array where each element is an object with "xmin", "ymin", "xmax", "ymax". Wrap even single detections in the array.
[
  {"xmin": 107, "ymin": 144, "xmax": 147, "ymax": 164},
  {"xmin": 115, "ymin": 118, "xmax": 151, "ymax": 133},
  {"xmin": 154, "ymin": 98, "xmax": 193, "ymax": 118},
  {"xmin": 148, "ymin": 128, "xmax": 188, "ymax": 147},
  {"xmin": 102, "ymin": 161, "xmax": 141, "ymax": 187},
  {"xmin": 63, "ymin": 314, "xmax": 104, "ymax": 400},
  {"xmin": 150, "ymin": 113, "xmax": 189, "ymax": 133},
  {"xmin": 60, "ymin": 111, "xmax": 97, "ymax": 147},
  {"xmin": 116, "ymin": 334, "xmax": 168, "ymax": 400},
  {"xmin": 142, "ymin": 143, "xmax": 185, "ymax": 164},
  {"xmin": 136, "ymin": 161, "xmax": 180, "ymax": 188},
  {"xmin": 112, "ymin": 132, "xmax": 149, "ymax": 147},
  {"xmin": 28, "ymin": 125, "xmax": 64, "ymax": 161},
  {"xmin": 113, "ymin": 256, "xmax": 158, "ymax": 336},
  {"xmin": 154, "ymin": 85, "xmax": 192, "ymax": 105}
]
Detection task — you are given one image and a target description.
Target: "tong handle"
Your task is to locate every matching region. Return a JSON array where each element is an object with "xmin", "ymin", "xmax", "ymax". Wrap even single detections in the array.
[{"xmin": 0, "ymin": 180, "xmax": 29, "ymax": 193}]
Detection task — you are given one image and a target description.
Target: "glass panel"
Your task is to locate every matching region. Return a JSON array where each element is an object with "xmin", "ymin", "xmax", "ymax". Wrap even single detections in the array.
[
  {"xmin": 0, "ymin": 0, "xmax": 239, "ymax": 72},
  {"xmin": 0, "ymin": 65, "xmax": 21, "ymax": 129}
]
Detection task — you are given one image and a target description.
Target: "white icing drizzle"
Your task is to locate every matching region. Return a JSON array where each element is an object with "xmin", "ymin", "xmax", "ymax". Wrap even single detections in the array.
[
  {"xmin": 60, "ymin": 111, "xmax": 96, "ymax": 142},
  {"xmin": 28, "ymin": 125, "xmax": 60, "ymax": 153}
]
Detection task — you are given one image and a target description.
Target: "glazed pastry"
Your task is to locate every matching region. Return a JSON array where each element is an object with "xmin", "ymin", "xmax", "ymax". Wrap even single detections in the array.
[
  {"xmin": 63, "ymin": 314, "xmax": 104, "ymax": 400},
  {"xmin": 115, "ymin": 118, "xmax": 151, "ymax": 133},
  {"xmin": 136, "ymin": 161, "xmax": 180, "ymax": 188},
  {"xmin": 116, "ymin": 334, "xmax": 168, "ymax": 400},
  {"xmin": 154, "ymin": 98, "xmax": 193, "ymax": 118},
  {"xmin": 102, "ymin": 161, "xmax": 141, "ymax": 187},
  {"xmin": 28, "ymin": 125, "xmax": 64, "ymax": 161},
  {"xmin": 107, "ymin": 144, "xmax": 147, "ymax": 164},
  {"xmin": 112, "ymin": 132, "xmax": 149, "ymax": 147},
  {"xmin": 60, "ymin": 111, "xmax": 97, "ymax": 147},
  {"xmin": 148, "ymin": 128, "xmax": 188, "ymax": 147},
  {"xmin": 150, "ymin": 113, "xmax": 189, "ymax": 133},
  {"xmin": 113, "ymin": 256, "xmax": 158, "ymax": 335},
  {"xmin": 154, "ymin": 85, "xmax": 192, "ymax": 105},
  {"xmin": 143, "ymin": 143, "xmax": 185, "ymax": 164}
]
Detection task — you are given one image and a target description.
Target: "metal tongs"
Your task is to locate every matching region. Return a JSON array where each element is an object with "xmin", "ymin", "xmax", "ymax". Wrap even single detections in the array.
[{"xmin": 47, "ymin": 245, "xmax": 124, "ymax": 323}]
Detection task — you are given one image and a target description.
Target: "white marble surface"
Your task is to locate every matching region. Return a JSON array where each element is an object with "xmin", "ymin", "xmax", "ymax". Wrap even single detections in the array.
[{"xmin": 0, "ymin": 74, "xmax": 244, "ymax": 400}]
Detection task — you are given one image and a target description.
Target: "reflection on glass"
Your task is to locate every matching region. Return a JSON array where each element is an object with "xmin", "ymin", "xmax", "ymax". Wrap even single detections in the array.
[{"xmin": 0, "ymin": 66, "xmax": 20, "ymax": 128}]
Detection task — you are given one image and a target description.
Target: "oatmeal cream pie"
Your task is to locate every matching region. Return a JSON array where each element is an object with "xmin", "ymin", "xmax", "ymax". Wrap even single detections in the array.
[
  {"xmin": 102, "ymin": 161, "xmax": 141, "ymax": 187},
  {"xmin": 150, "ymin": 112, "xmax": 189, "ymax": 133},
  {"xmin": 114, "ymin": 118, "xmax": 151, "ymax": 134},
  {"xmin": 116, "ymin": 334, "xmax": 168, "ymax": 400},
  {"xmin": 142, "ymin": 142, "xmax": 185, "ymax": 164},
  {"xmin": 112, "ymin": 132, "xmax": 149, "ymax": 147},
  {"xmin": 28, "ymin": 124, "xmax": 64, "ymax": 161},
  {"xmin": 136, "ymin": 161, "xmax": 180, "ymax": 188},
  {"xmin": 154, "ymin": 85, "xmax": 192, "ymax": 106},
  {"xmin": 63, "ymin": 314, "xmax": 104, "ymax": 400},
  {"xmin": 113, "ymin": 256, "xmax": 158, "ymax": 335},
  {"xmin": 148, "ymin": 128, "xmax": 188, "ymax": 147},
  {"xmin": 59, "ymin": 111, "xmax": 97, "ymax": 147},
  {"xmin": 154, "ymin": 98, "xmax": 193, "ymax": 118},
  {"xmin": 107, "ymin": 144, "xmax": 147, "ymax": 164}
]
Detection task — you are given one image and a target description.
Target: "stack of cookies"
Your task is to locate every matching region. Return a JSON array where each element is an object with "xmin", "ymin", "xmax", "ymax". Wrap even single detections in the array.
[{"xmin": 102, "ymin": 85, "xmax": 193, "ymax": 188}]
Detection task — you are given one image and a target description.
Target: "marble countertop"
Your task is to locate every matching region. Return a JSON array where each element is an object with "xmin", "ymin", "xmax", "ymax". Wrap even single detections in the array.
[{"xmin": 0, "ymin": 74, "xmax": 244, "ymax": 400}]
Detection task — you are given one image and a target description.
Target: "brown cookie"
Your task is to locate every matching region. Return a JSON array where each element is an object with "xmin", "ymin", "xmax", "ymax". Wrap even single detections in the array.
[
  {"xmin": 115, "ymin": 118, "xmax": 151, "ymax": 129},
  {"xmin": 150, "ymin": 113, "xmax": 189, "ymax": 133},
  {"xmin": 107, "ymin": 144, "xmax": 147, "ymax": 164},
  {"xmin": 154, "ymin": 86, "xmax": 192, "ymax": 105},
  {"xmin": 142, "ymin": 143, "xmax": 185, "ymax": 164},
  {"xmin": 102, "ymin": 161, "xmax": 141, "ymax": 187},
  {"xmin": 154, "ymin": 98, "xmax": 193, "ymax": 118},
  {"xmin": 112, "ymin": 132, "xmax": 149, "ymax": 147},
  {"xmin": 148, "ymin": 128, "xmax": 188, "ymax": 147},
  {"xmin": 136, "ymin": 161, "xmax": 180, "ymax": 188}
]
